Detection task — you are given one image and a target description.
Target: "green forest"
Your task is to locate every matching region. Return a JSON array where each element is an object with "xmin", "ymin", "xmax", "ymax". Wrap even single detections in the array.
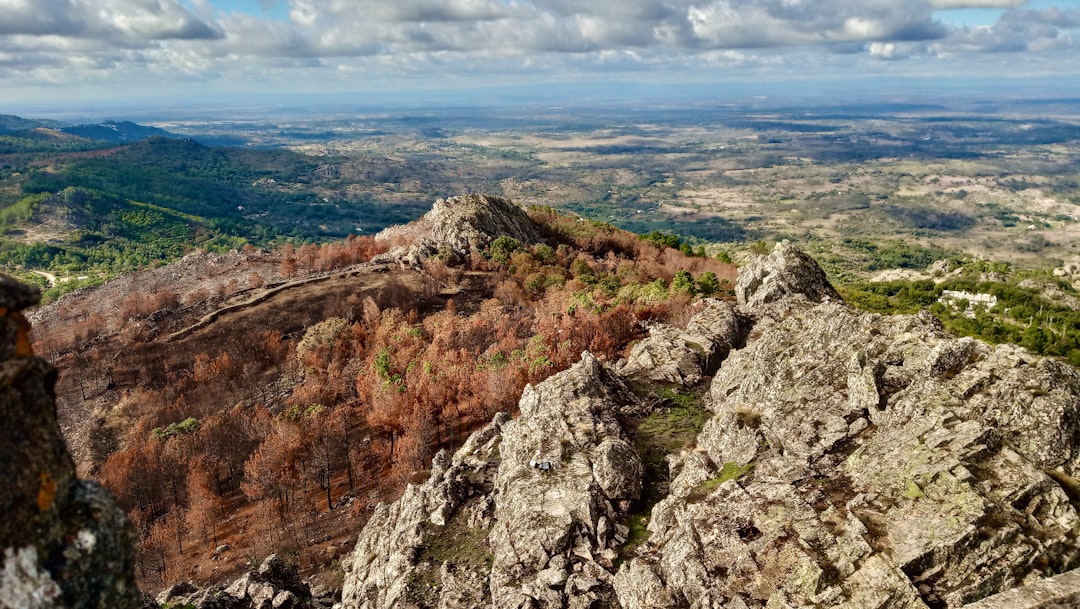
[{"xmin": 0, "ymin": 136, "xmax": 429, "ymax": 288}]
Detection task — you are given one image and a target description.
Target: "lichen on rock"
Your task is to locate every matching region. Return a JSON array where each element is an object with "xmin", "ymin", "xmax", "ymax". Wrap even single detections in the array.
[
  {"xmin": 339, "ymin": 352, "xmax": 643, "ymax": 609},
  {"xmin": 340, "ymin": 413, "xmax": 508, "ymax": 609},
  {"xmin": 735, "ymin": 239, "xmax": 842, "ymax": 310},
  {"xmin": 618, "ymin": 298, "xmax": 745, "ymax": 386},
  {"xmin": 617, "ymin": 246, "xmax": 1080, "ymax": 609},
  {"xmin": 489, "ymin": 352, "xmax": 642, "ymax": 609}
]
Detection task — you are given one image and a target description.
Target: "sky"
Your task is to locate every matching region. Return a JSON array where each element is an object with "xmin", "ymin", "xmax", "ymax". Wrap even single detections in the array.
[{"xmin": 1, "ymin": 0, "xmax": 1079, "ymax": 113}]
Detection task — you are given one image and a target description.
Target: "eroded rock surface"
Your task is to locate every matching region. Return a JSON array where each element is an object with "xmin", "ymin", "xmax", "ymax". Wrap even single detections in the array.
[
  {"xmin": 735, "ymin": 240, "xmax": 842, "ymax": 309},
  {"xmin": 0, "ymin": 276, "xmax": 140, "ymax": 609},
  {"xmin": 964, "ymin": 568, "xmax": 1080, "ymax": 609},
  {"xmin": 619, "ymin": 299, "xmax": 744, "ymax": 386},
  {"xmin": 340, "ymin": 242, "xmax": 1080, "ymax": 609},
  {"xmin": 489, "ymin": 352, "xmax": 641, "ymax": 609},
  {"xmin": 617, "ymin": 263, "xmax": 1080, "ymax": 608},
  {"xmin": 376, "ymin": 194, "xmax": 543, "ymax": 266},
  {"xmin": 341, "ymin": 414, "xmax": 508, "ymax": 609},
  {"xmin": 340, "ymin": 353, "xmax": 642, "ymax": 609}
]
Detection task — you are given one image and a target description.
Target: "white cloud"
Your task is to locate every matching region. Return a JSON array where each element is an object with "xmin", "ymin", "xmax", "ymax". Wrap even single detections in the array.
[
  {"xmin": 939, "ymin": 7, "xmax": 1079, "ymax": 52},
  {"xmin": 927, "ymin": 0, "xmax": 1025, "ymax": 9},
  {"xmin": 1, "ymin": 0, "xmax": 1078, "ymax": 103},
  {"xmin": 868, "ymin": 41, "xmax": 899, "ymax": 57},
  {"xmin": 0, "ymin": 0, "xmax": 221, "ymax": 41}
]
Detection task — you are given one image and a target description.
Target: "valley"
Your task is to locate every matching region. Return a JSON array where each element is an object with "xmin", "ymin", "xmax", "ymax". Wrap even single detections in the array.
[
  {"xmin": 24, "ymin": 197, "xmax": 737, "ymax": 591},
  {"xmin": 6, "ymin": 98, "xmax": 1080, "ymax": 300}
]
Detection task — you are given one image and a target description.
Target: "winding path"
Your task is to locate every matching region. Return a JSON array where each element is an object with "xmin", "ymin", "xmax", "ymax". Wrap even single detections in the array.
[{"xmin": 30, "ymin": 270, "xmax": 58, "ymax": 288}]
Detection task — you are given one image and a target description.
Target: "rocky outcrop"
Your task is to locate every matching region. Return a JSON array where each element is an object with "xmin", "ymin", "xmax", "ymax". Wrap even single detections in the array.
[
  {"xmin": 615, "ymin": 249, "xmax": 1080, "ymax": 608},
  {"xmin": 488, "ymin": 352, "xmax": 641, "ymax": 609},
  {"xmin": 735, "ymin": 240, "xmax": 841, "ymax": 309},
  {"xmin": 341, "ymin": 413, "xmax": 508, "ymax": 609},
  {"xmin": 156, "ymin": 554, "xmax": 328, "ymax": 609},
  {"xmin": 618, "ymin": 299, "xmax": 744, "ymax": 386},
  {"xmin": 340, "ymin": 352, "xmax": 643, "ymax": 609},
  {"xmin": 376, "ymin": 194, "xmax": 543, "ymax": 266},
  {"xmin": 340, "ymin": 242, "xmax": 1080, "ymax": 609},
  {"xmin": 0, "ymin": 275, "xmax": 140, "ymax": 609}
]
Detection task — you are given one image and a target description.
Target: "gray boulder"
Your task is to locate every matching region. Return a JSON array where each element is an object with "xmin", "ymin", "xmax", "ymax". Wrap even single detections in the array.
[
  {"xmin": 156, "ymin": 581, "xmax": 198, "ymax": 606},
  {"xmin": 963, "ymin": 568, "xmax": 1080, "ymax": 608},
  {"xmin": 736, "ymin": 240, "xmax": 842, "ymax": 309},
  {"xmin": 619, "ymin": 299, "xmax": 743, "ymax": 385},
  {"xmin": 161, "ymin": 554, "xmax": 311, "ymax": 609}
]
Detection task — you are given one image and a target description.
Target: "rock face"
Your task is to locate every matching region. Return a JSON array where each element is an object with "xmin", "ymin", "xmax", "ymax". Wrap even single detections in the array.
[
  {"xmin": 341, "ymin": 413, "xmax": 508, "ymax": 609},
  {"xmin": 617, "ymin": 301, "xmax": 1080, "ymax": 608},
  {"xmin": 341, "ymin": 353, "xmax": 647, "ymax": 609},
  {"xmin": 488, "ymin": 353, "xmax": 641, "ymax": 609},
  {"xmin": 376, "ymin": 194, "xmax": 543, "ymax": 266},
  {"xmin": 339, "ymin": 241, "xmax": 1080, "ymax": 609},
  {"xmin": 735, "ymin": 240, "xmax": 841, "ymax": 309},
  {"xmin": 0, "ymin": 276, "xmax": 140, "ymax": 609},
  {"xmin": 964, "ymin": 568, "xmax": 1080, "ymax": 609},
  {"xmin": 618, "ymin": 299, "xmax": 744, "ymax": 386},
  {"xmin": 615, "ymin": 244, "xmax": 1080, "ymax": 609}
]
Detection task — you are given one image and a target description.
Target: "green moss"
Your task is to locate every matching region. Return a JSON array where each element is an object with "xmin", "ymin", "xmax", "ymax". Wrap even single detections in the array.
[
  {"xmin": 624, "ymin": 514, "xmax": 650, "ymax": 549},
  {"xmin": 903, "ymin": 480, "xmax": 925, "ymax": 500},
  {"xmin": 717, "ymin": 461, "xmax": 755, "ymax": 483},
  {"xmin": 687, "ymin": 461, "xmax": 755, "ymax": 502}
]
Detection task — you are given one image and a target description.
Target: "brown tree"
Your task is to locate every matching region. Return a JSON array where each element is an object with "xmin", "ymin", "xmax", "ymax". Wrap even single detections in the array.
[{"xmin": 186, "ymin": 456, "xmax": 224, "ymax": 547}]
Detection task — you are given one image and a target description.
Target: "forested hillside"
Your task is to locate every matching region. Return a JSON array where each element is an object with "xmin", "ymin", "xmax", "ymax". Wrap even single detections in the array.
[
  {"xmin": 839, "ymin": 259, "xmax": 1080, "ymax": 366},
  {"xmin": 30, "ymin": 204, "xmax": 735, "ymax": 589},
  {"xmin": 1, "ymin": 135, "xmax": 431, "ymax": 297}
]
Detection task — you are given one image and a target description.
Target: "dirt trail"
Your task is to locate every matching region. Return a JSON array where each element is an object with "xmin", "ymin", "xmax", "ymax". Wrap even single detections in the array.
[
  {"xmin": 163, "ymin": 263, "xmax": 432, "ymax": 351},
  {"xmin": 165, "ymin": 271, "xmax": 337, "ymax": 342},
  {"xmin": 30, "ymin": 270, "xmax": 57, "ymax": 288}
]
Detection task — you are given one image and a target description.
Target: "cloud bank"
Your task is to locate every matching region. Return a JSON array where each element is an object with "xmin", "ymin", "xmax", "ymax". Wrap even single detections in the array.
[{"xmin": 1, "ymin": 0, "xmax": 1077, "ymax": 101}]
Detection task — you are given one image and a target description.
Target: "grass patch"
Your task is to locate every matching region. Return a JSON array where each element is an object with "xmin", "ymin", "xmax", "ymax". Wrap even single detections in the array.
[
  {"xmin": 687, "ymin": 461, "xmax": 755, "ymax": 502},
  {"xmin": 617, "ymin": 384, "xmax": 711, "ymax": 562},
  {"xmin": 407, "ymin": 507, "xmax": 493, "ymax": 608}
]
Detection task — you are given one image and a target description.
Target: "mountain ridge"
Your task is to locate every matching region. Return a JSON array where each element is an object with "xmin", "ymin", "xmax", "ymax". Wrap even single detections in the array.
[
  {"xmin": 331, "ymin": 240, "xmax": 1080, "ymax": 609},
  {"xmin": 7, "ymin": 194, "xmax": 1080, "ymax": 609}
]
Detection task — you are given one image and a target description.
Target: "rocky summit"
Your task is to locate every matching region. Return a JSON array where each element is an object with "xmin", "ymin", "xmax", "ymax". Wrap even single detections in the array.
[
  {"xmin": 376, "ymin": 194, "xmax": 543, "ymax": 267},
  {"xmin": 339, "ymin": 241, "xmax": 1080, "ymax": 609},
  {"xmin": 0, "ymin": 275, "xmax": 140, "ymax": 609},
  {"xmin": 340, "ymin": 352, "xmax": 651, "ymax": 609}
]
